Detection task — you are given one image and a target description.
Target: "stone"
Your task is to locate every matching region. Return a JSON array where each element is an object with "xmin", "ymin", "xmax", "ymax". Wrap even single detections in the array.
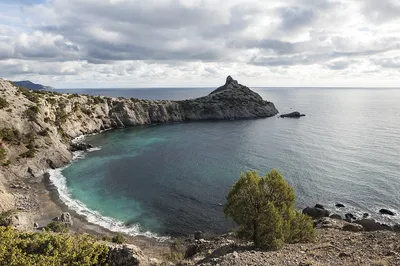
[
  {"xmin": 33, "ymin": 222, "xmax": 39, "ymax": 228},
  {"xmin": 108, "ymin": 244, "xmax": 147, "ymax": 266},
  {"xmin": 335, "ymin": 203, "xmax": 345, "ymax": 208},
  {"xmin": 363, "ymin": 213, "xmax": 369, "ymax": 218},
  {"xmin": 280, "ymin": 111, "xmax": 306, "ymax": 118},
  {"xmin": 330, "ymin": 214, "xmax": 342, "ymax": 220},
  {"xmin": 53, "ymin": 212, "xmax": 73, "ymax": 226},
  {"xmin": 392, "ymin": 224, "xmax": 400, "ymax": 232},
  {"xmin": 385, "ymin": 251, "xmax": 397, "ymax": 256},
  {"xmin": 379, "ymin": 209, "xmax": 395, "ymax": 216},
  {"xmin": 342, "ymin": 223, "xmax": 363, "ymax": 232},
  {"xmin": 354, "ymin": 219, "xmax": 391, "ymax": 231},
  {"xmin": 70, "ymin": 142, "xmax": 93, "ymax": 152},
  {"xmin": 315, "ymin": 204, "xmax": 325, "ymax": 209},
  {"xmin": 339, "ymin": 252, "xmax": 351, "ymax": 258},
  {"xmin": 194, "ymin": 231, "xmax": 203, "ymax": 240},
  {"xmin": 303, "ymin": 206, "xmax": 330, "ymax": 219},
  {"xmin": 345, "ymin": 213, "xmax": 356, "ymax": 222}
]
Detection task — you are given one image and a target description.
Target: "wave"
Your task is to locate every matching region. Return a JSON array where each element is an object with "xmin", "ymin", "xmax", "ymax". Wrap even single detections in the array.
[{"xmin": 48, "ymin": 148, "xmax": 168, "ymax": 241}]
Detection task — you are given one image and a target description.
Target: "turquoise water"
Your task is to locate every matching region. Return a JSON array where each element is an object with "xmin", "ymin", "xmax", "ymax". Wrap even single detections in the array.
[{"xmin": 53, "ymin": 87, "xmax": 400, "ymax": 237}]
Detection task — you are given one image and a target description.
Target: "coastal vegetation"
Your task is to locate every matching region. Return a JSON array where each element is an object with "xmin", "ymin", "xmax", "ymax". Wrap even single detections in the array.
[
  {"xmin": 224, "ymin": 170, "xmax": 314, "ymax": 250},
  {"xmin": 0, "ymin": 97, "xmax": 9, "ymax": 109},
  {"xmin": 0, "ymin": 226, "xmax": 109, "ymax": 266}
]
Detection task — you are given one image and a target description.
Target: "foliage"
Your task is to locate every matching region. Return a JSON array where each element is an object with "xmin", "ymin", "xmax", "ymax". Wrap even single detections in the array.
[
  {"xmin": 0, "ymin": 210, "xmax": 15, "ymax": 226},
  {"xmin": 0, "ymin": 97, "xmax": 9, "ymax": 109},
  {"xmin": 0, "ymin": 146, "xmax": 6, "ymax": 162},
  {"xmin": 18, "ymin": 87, "xmax": 41, "ymax": 104},
  {"xmin": 111, "ymin": 233, "xmax": 125, "ymax": 244},
  {"xmin": 24, "ymin": 105, "xmax": 40, "ymax": 121},
  {"xmin": 44, "ymin": 221, "xmax": 70, "ymax": 233},
  {"xmin": 224, "ymin": 170, "xmax": 314, "ymax": 250},
  {"xmin": 46, "ymin": 97, "xmax": 57, "ymax": 105},
  {"xmin": 0, "ymin": 128, "xmax": 22, "ymax": 144},
  {"xmin": 0, "ymin": 226, "xmax": 109, "ymax": 266}
]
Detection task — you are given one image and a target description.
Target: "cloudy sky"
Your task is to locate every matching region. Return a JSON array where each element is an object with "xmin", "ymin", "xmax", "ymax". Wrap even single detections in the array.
[{"xmin": 0, "ymin": 0, "xmax": 399, "ymax": 88}]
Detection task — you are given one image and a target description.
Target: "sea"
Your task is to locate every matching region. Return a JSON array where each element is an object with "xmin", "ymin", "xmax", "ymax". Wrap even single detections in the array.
[{"xmin": 49, "ymin": 87, "xmax": 400, "ymax": 238}]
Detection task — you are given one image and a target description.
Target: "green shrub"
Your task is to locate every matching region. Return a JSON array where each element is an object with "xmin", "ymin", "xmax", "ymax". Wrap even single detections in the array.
[
  {"xmin": 0, "ymin": 210, "xmax": 15, "ymax": 226},
  {"xmin": 44, "ymin": 221, "xmax": 70, "ymax": 233},
  {"xmin": 0, "ymin": 97, "xmax": 9, "ymax": 109},
  {"xmin": 0, "ymin": 128, "xmax": 22, "ymax": 144},
  {"xmin": 0, "ymin": 146, "xmax": 6, "ymax": 162},
  {"xmin": 111, "ymin": 233, "xmax": 125, "ymax": 244},
  {"xmin": 224, "ymin": 170, "xmax": 314, "ymax": 250},
  {"xmin": 46, "ymin": 97, "xmax": 57, "ymax": 105},
  {"xmin": 23, "ymin": 105, "xmax": 40, "ymax": 121},
  {"xmin": 0, "ymin": 226, "xmax": 109, "ymax": 265}
]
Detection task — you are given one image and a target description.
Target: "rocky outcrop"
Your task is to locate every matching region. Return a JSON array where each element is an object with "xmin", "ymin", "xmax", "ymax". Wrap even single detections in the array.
[
  {"xmin": 302, "ymin": 206, "xmax": 330, "ymax": 219},
  {"xmin": 280, "ymin": 111, "xmax": 305, "ymax": 118},
  {"xmin": 108, "ymin": 244, "xmax": 151, "ymax": 266},
  {"xmin": 179, "ymin": 76, "xmax": 278, "ymax": 120},
  {"xmin": 379, "ymin": 209, "xmax": 395, "ymax": 216}
]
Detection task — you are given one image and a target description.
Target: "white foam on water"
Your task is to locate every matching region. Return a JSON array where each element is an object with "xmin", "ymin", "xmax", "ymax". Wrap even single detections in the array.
[{"xmin": 48, "ymin": 150, "xmax": 168, "ymax": 241}]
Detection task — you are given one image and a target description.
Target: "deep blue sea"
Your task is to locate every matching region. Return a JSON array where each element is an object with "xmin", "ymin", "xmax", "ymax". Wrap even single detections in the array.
[{"xmin": 50, "ymin": 87, "xmax": 400, "ymax": 238}]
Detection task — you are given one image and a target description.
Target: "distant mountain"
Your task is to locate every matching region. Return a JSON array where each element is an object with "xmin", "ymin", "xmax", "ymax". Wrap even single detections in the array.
[{"xmin": 12, "ymin": 80, "xmax": 54, "ymax": 90}]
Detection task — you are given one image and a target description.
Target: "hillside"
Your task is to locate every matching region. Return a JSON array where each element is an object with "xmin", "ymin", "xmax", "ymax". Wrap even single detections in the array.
[{"xmin": 12, "ymin": 80, "xmax": 55, "ymax": 91}]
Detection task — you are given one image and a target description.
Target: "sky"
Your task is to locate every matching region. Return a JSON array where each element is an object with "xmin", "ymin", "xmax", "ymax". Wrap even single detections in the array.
[{"xmin": 0, "ymin": 0, "xmax": 399, "ymax": 88}]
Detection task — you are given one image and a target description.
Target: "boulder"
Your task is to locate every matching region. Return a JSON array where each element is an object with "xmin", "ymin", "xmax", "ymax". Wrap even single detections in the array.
[
  {"xmin": 194, "ymin": 231, "xmax": 203, "ymax": 240},
  {"xmin": 53, "ymin": 212, "xmax": 73, "ymax": 226},
  {"xmin": 354, "ymin": 219, "xmax": 391, "ymax": 231},
  {"xmin": 393, "ymin": 224, "xmax": 400, "ymax": 232},
  {"xmin": 108, "ymin": 244, "xmax": 148, "ymax": 266},
  {"xmin": 315, "ymin": 204, "xmax": 325, "ymax": 209},
  {"xmin": 345, "ymin": 213, "xmax": 356, "ymax": 222},
  {"xmin": 280, "ymin": 111, "xmax": 305, "ymax": 118},
  {"xmin": 342, "ymin": 223, "xmax": 363, "ymax": 232},
  {"xmin": 303, "ymin": 206, "xmax": 330, "ymax": 219},
  {"xmin": 70, "ymin": 142, "xmax": 93, "ymax": 152},
  {"xmin": 363, "ymin": 213, "xmax": 369, "ymax": 218},
  {"xmin": 330, "ymin": 214, "xmax": 342, "ymax": 220},
  {"xmin": 335, "ymin": 203, "xmax": 345, "ymax": 208},
  {"xmin": 379, "ymin": 209, "xmax": 395, "ymax": 216}
]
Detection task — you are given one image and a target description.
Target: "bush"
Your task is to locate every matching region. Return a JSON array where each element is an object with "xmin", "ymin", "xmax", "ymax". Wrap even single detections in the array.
[
  {"xmin": 0, "ymin": 210, "xmax": 15, "ymax": 226},
  {"xmin": 0, "ymin": 226, "xmax": 109, "ymax": 265},
  {"xmin": 0, "ymin": 146, "xmax": 6, "ymax": 162},
  {"xmin": 44, "ymin": 221, "xmax": 70, "ymax": 233},
  {"xmin": 23, "ymin": 105, "xmax": 40, "ymax": 121},
  {"xmin": 0, "ymin": 97, "xmax": 9, "ymax": 109},
  {"xmin": 224, "ymin": 170, "xmax": 314, "ymax": 250},
  {"xmin": 0, "ymin": 128, "xmax": 22, "ymax": 144},
  {"xmin": 111, "ymin": 233, "xmax": 125, "ymax": 244}
]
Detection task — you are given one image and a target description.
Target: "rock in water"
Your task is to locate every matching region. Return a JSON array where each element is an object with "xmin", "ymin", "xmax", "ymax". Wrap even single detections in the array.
[
  {"xmin": 335, "ymin": 203, "xmax": 345, "ymax": 208},
  {"xmin": 302, "ymin": 206, "xmax": 330, "ymax": 219},
  {"xmin": 379, "ymin": 209, "xmax": 395, "ymax": 216},
  {"xmin": 280, "ymin": 111, "xmax": 305, "ymax": 118},
  {"xmin": 70, "ymin": 142, "xmax": 93, "ymax": 151}
]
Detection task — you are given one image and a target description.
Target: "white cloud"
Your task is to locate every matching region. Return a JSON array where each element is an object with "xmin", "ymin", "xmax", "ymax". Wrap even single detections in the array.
[{"xmin": 0, "ymin": 0, "xmax": 399, "ymax": 87}]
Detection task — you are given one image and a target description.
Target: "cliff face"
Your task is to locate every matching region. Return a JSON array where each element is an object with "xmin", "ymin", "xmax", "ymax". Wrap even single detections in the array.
[{"xmin": 0, "ymin": 76, "xmax": 278, "ymax": 212}]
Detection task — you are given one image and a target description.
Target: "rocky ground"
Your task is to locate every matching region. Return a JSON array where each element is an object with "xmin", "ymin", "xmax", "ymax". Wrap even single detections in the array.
[{"xmin": 180, "ymin": 218, "xmax": 400, "ymax": 266}]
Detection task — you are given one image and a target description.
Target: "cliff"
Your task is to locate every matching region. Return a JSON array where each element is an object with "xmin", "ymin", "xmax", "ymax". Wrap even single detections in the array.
[{"xmin": 0, "ymin": 76, "xmax": 278, "ymax": 212}]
